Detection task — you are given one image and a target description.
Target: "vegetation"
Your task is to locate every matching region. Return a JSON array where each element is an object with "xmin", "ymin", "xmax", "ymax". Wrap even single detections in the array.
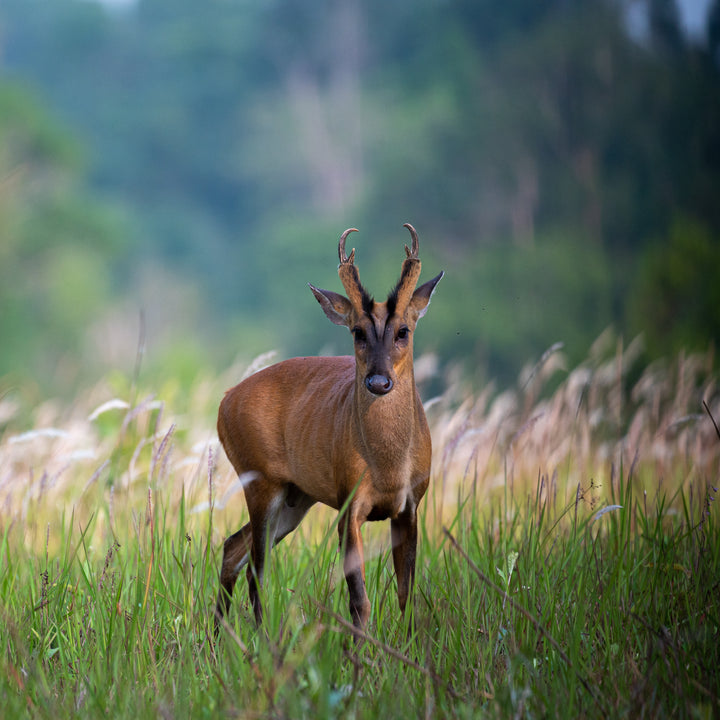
[
  {"xmin": 0, "ymin": 341, "xmax": 718, "ymax": 717},
  {"xmin": 1, "ymin": 0, "xmax": 720, "ymax": 392},
  {"xmin": 2, "ymin": 2, "xmax": 720, "ymax": 712}
]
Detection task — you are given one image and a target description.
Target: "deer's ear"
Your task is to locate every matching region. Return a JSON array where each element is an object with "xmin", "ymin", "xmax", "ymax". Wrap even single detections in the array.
[
  {"xmin": 309, "ymin": 284, "xmax": 353, "ymax": 326},
  {"xmin": 409, "ymin": 271, "xmax": 444, "ymax": 321}
]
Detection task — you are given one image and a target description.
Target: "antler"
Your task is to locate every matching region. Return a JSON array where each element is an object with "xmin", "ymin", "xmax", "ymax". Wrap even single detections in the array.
[
  {"xmin": 337, "ymin": 227, "xmax": 368, "ymax": 311},
  {"xmin": 390, "ymin": 223, "xmax": 423, "ymax": 316},
  {"xmin": 403, "ymin": 223, "xmax": 419, "ymax": 259},
  {"xmin": 338, "ymin": 227, "xmax": 358, "ymax": 265}
]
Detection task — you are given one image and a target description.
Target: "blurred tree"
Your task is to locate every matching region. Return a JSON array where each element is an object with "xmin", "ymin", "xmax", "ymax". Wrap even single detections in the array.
[
  {"xmin": 0, "ymin": 82, "xmax": 125, "ymax": 388},
  {"xmin": 648, "ymin": 0, "xmax": 685, "ymax": 54},
  {"xmin": 710, "ymin": 0, "xmax": 720, "ymax": 62},
  {"xmin": 628, "ymin": 217, "xmax": 720, "ymax": 357},
  {"xmin": 1, "ymin": 0, "xmax": 719, "ymax": 390}
]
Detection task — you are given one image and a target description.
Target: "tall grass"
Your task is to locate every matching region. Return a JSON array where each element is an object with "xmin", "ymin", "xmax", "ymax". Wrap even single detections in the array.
[{"xmin": 0, "ymin": 336, "xmax": 718, "ymax": 718}]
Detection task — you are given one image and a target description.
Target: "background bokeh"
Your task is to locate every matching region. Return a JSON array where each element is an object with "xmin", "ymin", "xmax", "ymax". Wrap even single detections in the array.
[{"xmin": 1, "ymin": 0, "xmax": 719, "ymax": 396}]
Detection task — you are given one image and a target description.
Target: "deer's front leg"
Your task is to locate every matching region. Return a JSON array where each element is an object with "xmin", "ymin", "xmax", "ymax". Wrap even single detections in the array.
[
  {"xmin": 339, "ymin": 511, "xmax": 370, "ymax": 633},
  {"xmin": 391, "ymin": 503, "xmax": 418, "ymax": 628}
]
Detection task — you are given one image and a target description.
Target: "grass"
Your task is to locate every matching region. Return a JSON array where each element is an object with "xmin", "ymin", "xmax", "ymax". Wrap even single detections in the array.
[{"xmin": 0, "ymin": 336, "xmax": 719, "ymax": 718}]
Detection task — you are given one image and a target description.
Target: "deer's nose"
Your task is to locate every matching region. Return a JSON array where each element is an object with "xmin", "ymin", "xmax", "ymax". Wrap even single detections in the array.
[{"xmin": 365, "ymin": 374, "xmax": 393, "ymax": 395}]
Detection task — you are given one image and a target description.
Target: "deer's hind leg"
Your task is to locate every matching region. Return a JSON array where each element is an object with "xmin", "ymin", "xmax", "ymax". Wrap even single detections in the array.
[
  {"xmin": 216, "ymin": 482, "xmax": 315, "ymax": 631},
  {"xmin": 245, "ymin": 481, "xmax": 315, "ymax": 626},
  {"xmin": 215, "ymin": 523, "xmax": 252, "ymax": 631},
  {"xmin": 214, "ymin": 473, "xmax": 279, "ymax": 631}
]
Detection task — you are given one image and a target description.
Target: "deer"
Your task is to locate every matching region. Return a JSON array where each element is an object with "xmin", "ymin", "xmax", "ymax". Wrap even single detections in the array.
[{"xmin": 214, "ymin": 223, "xmax": 443, "ymax": 637}]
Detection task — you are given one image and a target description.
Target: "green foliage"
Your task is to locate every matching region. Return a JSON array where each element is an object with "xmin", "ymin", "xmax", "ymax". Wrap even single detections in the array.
[
  {"xmin": 2, "ymin": 0, "xmax": 720, "ymax": 392},
  {"xmin": 0, "ymin": 82, "xmax": 78, "ymax": 171},
  {"xmin": 629, "ymin": 217, "xmax": 720, "ymax": 357},
  {"xmin": 432, "ymin": 233, "xmax": 612, "ymax": 383},
  {"xmin": 0, "ymin": 81, "xmax": 127, "ymax": 388},
  {"xmin": 0, "ymin": 352, "xmax": 718, "ymax": 717}
]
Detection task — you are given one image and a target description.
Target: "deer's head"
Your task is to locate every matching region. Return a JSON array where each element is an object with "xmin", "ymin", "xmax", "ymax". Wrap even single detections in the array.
[{"xmin": 310, "ymin": 224, "xmax": 443, "ymax": 396}]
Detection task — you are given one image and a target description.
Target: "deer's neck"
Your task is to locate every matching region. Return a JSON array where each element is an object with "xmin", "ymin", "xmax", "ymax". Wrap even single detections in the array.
[{"xmin": 352, "ymin": 371, "xmax": 420, "ymax": 476}]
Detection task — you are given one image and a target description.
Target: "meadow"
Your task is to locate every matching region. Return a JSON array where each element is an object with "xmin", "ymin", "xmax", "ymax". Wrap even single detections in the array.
[{"xmin": 0, "ymin": 334, "xmax": 718, "ymax": 719}]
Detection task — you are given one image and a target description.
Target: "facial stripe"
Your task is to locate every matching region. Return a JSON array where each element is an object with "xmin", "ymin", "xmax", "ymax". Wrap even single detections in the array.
[
  {"xmin": 361, "ymin": 289, "xmax": 375, "ymax": 315},
  {"xmin": 386, "ymin": 290, "xmax": 398, "ymax": 319}
]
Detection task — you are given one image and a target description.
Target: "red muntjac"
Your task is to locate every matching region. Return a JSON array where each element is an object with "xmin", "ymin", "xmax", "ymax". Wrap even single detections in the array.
[{"xmin": 215, "ymin": 224, "xmax": 443, "ymax": 635}]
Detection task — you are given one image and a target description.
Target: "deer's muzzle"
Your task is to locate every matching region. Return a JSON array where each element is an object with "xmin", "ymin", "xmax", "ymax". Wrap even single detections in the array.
[{"xmin": 365, "ymin": 374, "xmax": 394, "ymax": 395}]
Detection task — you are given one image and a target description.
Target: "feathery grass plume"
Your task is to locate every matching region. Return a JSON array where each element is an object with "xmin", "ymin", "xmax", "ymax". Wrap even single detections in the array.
[{"xmin": 0, "ymin": 335, "xmax": 718, "ymax": 717}]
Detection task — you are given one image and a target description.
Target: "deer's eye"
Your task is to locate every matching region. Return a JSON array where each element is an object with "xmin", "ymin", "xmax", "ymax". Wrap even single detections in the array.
[
  {"xmin": 352, "ymin": 327, "xmax": 367, "ymax": 344},
  {"xmin": 396, "ymin": 326, "xmax": 409, "ymax": 343}
]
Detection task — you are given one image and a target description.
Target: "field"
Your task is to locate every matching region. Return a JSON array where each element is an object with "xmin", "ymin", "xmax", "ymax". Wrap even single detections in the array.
[{"xmin": 1, "ymin": 336, "xmax": 719, "ymax": 719}]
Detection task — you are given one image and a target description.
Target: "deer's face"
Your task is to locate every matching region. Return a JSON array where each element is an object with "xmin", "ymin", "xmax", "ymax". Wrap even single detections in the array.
[
  {"xmin": 349, "ymin": 301, "xmax": 414, "ymax": 396},
  {"xmin": 309, "ymin": 225, "xmax": 442, "ymax": 398}
]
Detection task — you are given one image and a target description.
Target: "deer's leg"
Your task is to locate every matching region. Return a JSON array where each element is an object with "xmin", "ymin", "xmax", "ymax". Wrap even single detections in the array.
[
  {"xmin": 246, "ymin": 487, "xmax": 285, "ymax": 626},
  {"xmin": 215, "ymin": 523, "xmax": 253, "ymax": 630},
  {"xmin": 339, "ymin": 510, "xmax": 370, "ymax": 633},
  {"xmin": 216, "ymin": 484, "xmax": 314, "ymax": 633},
  {"xmin": 391, "ymin": 504, "xmax": 418, "ymax": 621}
]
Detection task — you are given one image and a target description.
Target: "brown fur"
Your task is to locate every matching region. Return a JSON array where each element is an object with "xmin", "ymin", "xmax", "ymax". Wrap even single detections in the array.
[{"xmin": 214, "ymin": 225, "xmax": 443, "ymax": 636}]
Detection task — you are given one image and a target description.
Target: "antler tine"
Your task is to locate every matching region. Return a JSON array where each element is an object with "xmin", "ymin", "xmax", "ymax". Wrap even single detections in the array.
[
  {"xmin": 403, "ymin": 223, "xmax": 420, "ymax": 259},
  {"xmin": 338, "ymin": 228, "xmax": 359, "ymax": 265}
]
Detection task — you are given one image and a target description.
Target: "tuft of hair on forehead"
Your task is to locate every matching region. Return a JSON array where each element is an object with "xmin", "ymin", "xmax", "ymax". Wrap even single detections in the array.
[
  {"xmin": 360, "ymin": 286, "xmax": 375, "ymax": 315},
  {"xmin": 386, "ymin": 284, "xmax": 399, "ymax": 319}
]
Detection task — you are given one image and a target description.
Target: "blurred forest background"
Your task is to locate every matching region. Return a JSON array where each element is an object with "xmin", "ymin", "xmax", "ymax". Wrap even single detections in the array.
[{"xmin": 1, "ymin": 0, "xmax": 719, "ymax": 396}]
